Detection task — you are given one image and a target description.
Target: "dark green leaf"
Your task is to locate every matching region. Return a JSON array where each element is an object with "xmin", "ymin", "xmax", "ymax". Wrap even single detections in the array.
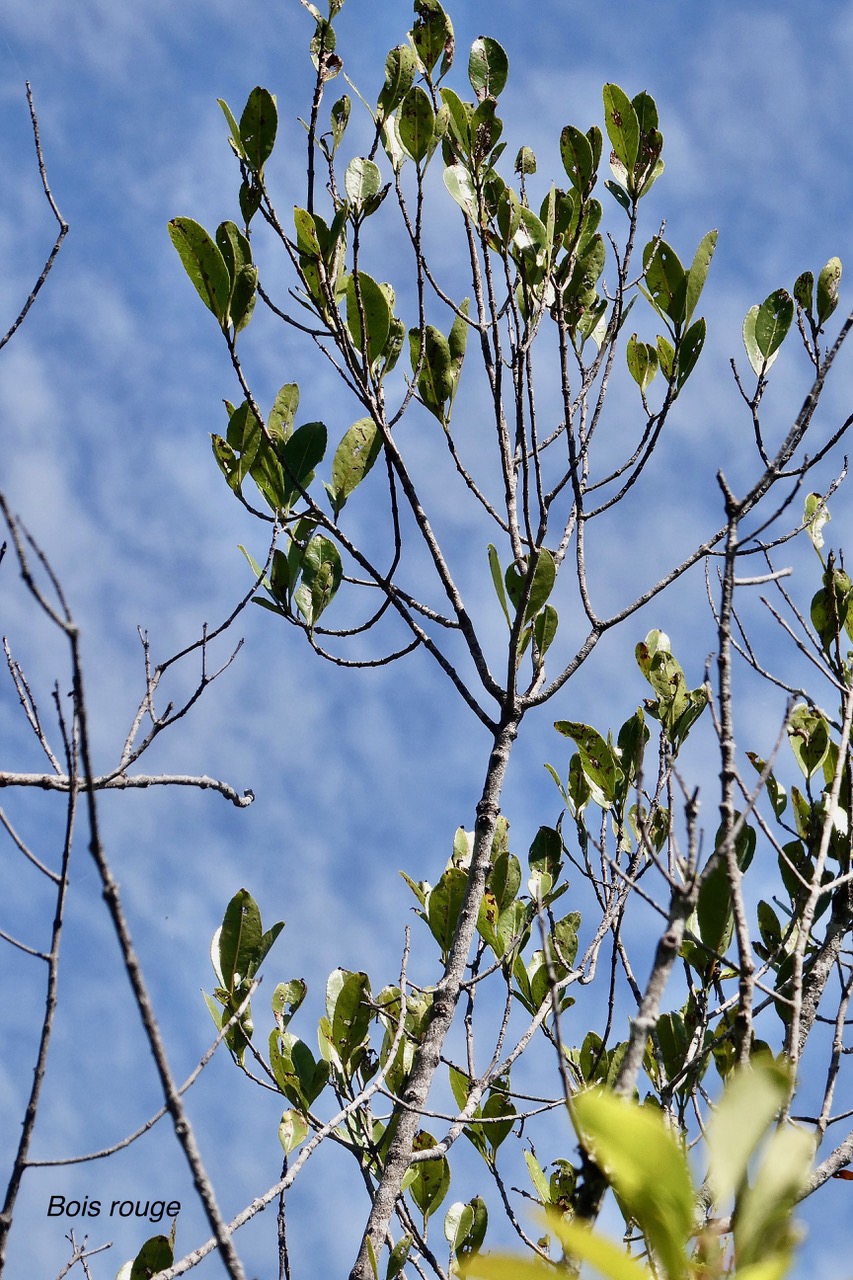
[
  {"xmin": 279, "ymin": 420, "xmax": 327, "ymax": 509},
  {"xmin": 411, "ymin": 0, "xmax": 455, "ymax": 79},
  {"xmin": 676, "ymin": 316, "xmax": 706, "ymax": 389},
  {"xmin": 406, "ymin": 1131, "xmax": 450, "ymax": 1221},
  {"xmin": 560, "ymin": 125, "xmax": 595, "ymax": 195},
  {"xmin": 240, "ymin": 86, "xmax": 278, "ymax": 174},
  {"xmin": 754, "ymin": 289, "xmax": 794, "ymax": 360},
  {"xmin": 130, "ymin": 1235, "xmax": 173, "ymax": 1280},
  {"xmin": 270, "ymin": 1031, "xmax": 330, "ymax": 1108},
  {"xmin": 793, "ymin": 270, "xmax": 814, "ymax": 313},
  {"xmin": 399, "ymin": 85, "xmax": 436, "ymax": 164},
  {"xmin": 643, "ymin": 238, "xmax": 686, "ymax": 327}
]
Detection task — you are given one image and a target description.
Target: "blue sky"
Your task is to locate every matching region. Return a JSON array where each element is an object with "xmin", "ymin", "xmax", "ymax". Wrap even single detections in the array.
[{"xmin": 3, "ymin": 1, "xmax": 853, "ymax": 1276}]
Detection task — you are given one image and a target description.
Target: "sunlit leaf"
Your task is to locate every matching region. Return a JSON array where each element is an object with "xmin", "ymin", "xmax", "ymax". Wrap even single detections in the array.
[{"xmin": 468, "ymin": 36, "xmax": 508, "ymax": 101}]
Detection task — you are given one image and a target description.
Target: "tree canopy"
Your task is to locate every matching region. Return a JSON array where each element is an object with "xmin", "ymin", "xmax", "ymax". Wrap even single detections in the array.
[{"xmin": 3, "ymin": 3, "xmax": 853, "ymax": 1278}]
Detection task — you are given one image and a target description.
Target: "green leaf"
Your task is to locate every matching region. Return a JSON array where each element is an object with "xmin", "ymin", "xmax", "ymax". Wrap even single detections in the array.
[
  {"xmin": 787, "ymin": 704, "xmax": 830, "ymax": 778},
  {"xmin": 524, "ymin": 1150, "xmax": 552, "ymax": 1205},
  {"xmin": 741, "ymin": 306, "xmax": 759, "ymax": 377},
  {"xmin": 272, "ymin": 980, "xmax": 307, "ymax": 1032},
  {"xmin": 504, "ymin": 549, "xmax": 556, "ymax": 623},
  {"xmin": 330, "ymin": 95, "xmax": 350, "ymax": 152},
  {"xmin": 569, "ymin": 1088, "xmax": 693, "ymax": 1280},
  {"xmin": 706, "ymin": 1056, "xmax": 791, "ymax": 1207},
  {"xmin": 129, "ymin": 1234, "xmax": 173, "ymax": 1280},
  {"xmin": 406, "ymin": 1130, "xmax": 450, "ymax": 1221},
  {"xmin": 294, "ymin": 207, "xmax": 322, "ymax": 257},
  {"xmin": 811, "ymin": 564, "xmax": 853, "ymax": 653},
  {"xmin": 804, "ymin": 492, "xmax": 830, "ymax": 551},
  {"xmin": 240, "ymin": 86, "xmax": 278, "ymax": 174},
  {"xmin": 410, "ymin": 325, "xmax": 454, "ymax": 421},
  {"xmin": 656, "ymin": 333, "xmax": 675, "ymax": 380},
  {"xmin": 528, "ymin": 825, "xmax": 562, "ymax": 884},
  {"xmin": 626, "ymin": 333, "xmax": 658, "ymax": 390},
  {"xmin": 230, "ymin": 264, "xmax": 258, "ymax": 332},
  {"xmin": 746, "ymin": 752, "xmax": 787, "ymax": 819},
  {"xmin": 328, "ymin": 418, "xmax": 382, "ymax": 515},
  {"xmin": 345, "ymin": 156, "xmax": 383, "ymax": 209},
  {"xmin": 218, "ymin": 98, "xmax": 245, "ymax": 159},
  {"xmin": 515, "ymin": 145, "xmax": 537, "ymax": 176},
  {"xmin": 398, "ymin": 85, "xmax": 436, "ymax": 164},
  {"xmin": 793, "ymin": 269, "xmax": 814, "ymax": 313},
  {"xmin": 817, "ymin": 256, "xmax": 842, "ymax": 327},
  {"xmin": 676, "ymin": 316, "xmax": 705, "ymax": 390},
  {"xmin": 215, "ymin": 889, "xmax": 281, "ymax": 994},
  {"xmin": 294, "ymin": 535, "xmax": 342, "ymax": 629},
  {"xmin": 427, "ymin": 866, "xmax": 468, "ymax": 961},
  {"xmin": 444, "ymin": 162, "xmax": 478, "ymax": 220},
  {"xmin": 269, "ymin": 383, "xmax": 300, "ymax": 444},
  {"xmin": 696, "ymin": 853, "xmax": 734, "ymax": 960},
  {"xmin": 482, "ymin": 1081, "xmax": 516, "ymax": 1158},
  {"xmin": 602, "ymin": 83, "xmax": 640, "ymax": 175},
  {"xmin": 280, "ymin": 420, "xmax": 327, "ymax": 510},
  {"xmin": 378, "ymin": 44, "xmax": 418, "ymax": 118},
  {"xmin": 211, "ymin": 433, "xmax": 241, "ymax": 493},
  {"xmin": 533, "ymin": 604, "xmax": 558, "ymax": 662},
  {"xmin": 324, "ymin": 968, "xmax": 372, "ymax": 1074},
  {"xmin": 447, "ymin": 300, "xmax": 469, "ymax": 404},
  {"xmin": 278, "ymin": 1108, "xmax": 309, "ymax": 1154},
  {"xmin": 560, "ymin": 125, "xmax": 595, "ymax": 195},
  {"xmin": 554, "ymin": 721, "xmax": 623, "ymax": 809},
  {"xmin": 684, "ymin": 229, "xmax": 717, "ymax": 326},
  {"xmin": 468, "ymin": 36, "xmax": 508, "ymax": 101},
  {"xmin": 386, "ymin": 1235, "xmax": 413, "ymax": 1280},
  {"xmin": 167, "ymin": 217, "xmax": 231, "ymax": 324},
  {"xmin": 270, "ymin": 1031, "xmax": 330, "ymax": 1108},
  {"xmin": 445, "ymin": 1199, "xmax": 478, "ymax": 1260},
  {"xmin": 754, "ymin": 288, "xmax": 794, "ymax": 360},
  {"xmin": 347, "ymin": 271, "xmax": 391, "ymax": 364},
  {"xmin": 546, "ymin": 1218, "xmax": 653, "ymax": 1280},
  {"xmin": 736, "ymin": 1124, "xmax": 815, "ymax": 1268},
  {"xmin": 643, "ymin": 239, "xmax": 686, "ymax": 327},
  {"xmin": 411, "ymin": 0, "xmax": 455, "ymax": 80}
]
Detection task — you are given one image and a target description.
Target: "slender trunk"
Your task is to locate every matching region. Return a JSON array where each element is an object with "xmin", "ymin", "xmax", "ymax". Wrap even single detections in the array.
[{"xmin": 349, "ymin": 714, "xmax": 520, "ymax": 1280}]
